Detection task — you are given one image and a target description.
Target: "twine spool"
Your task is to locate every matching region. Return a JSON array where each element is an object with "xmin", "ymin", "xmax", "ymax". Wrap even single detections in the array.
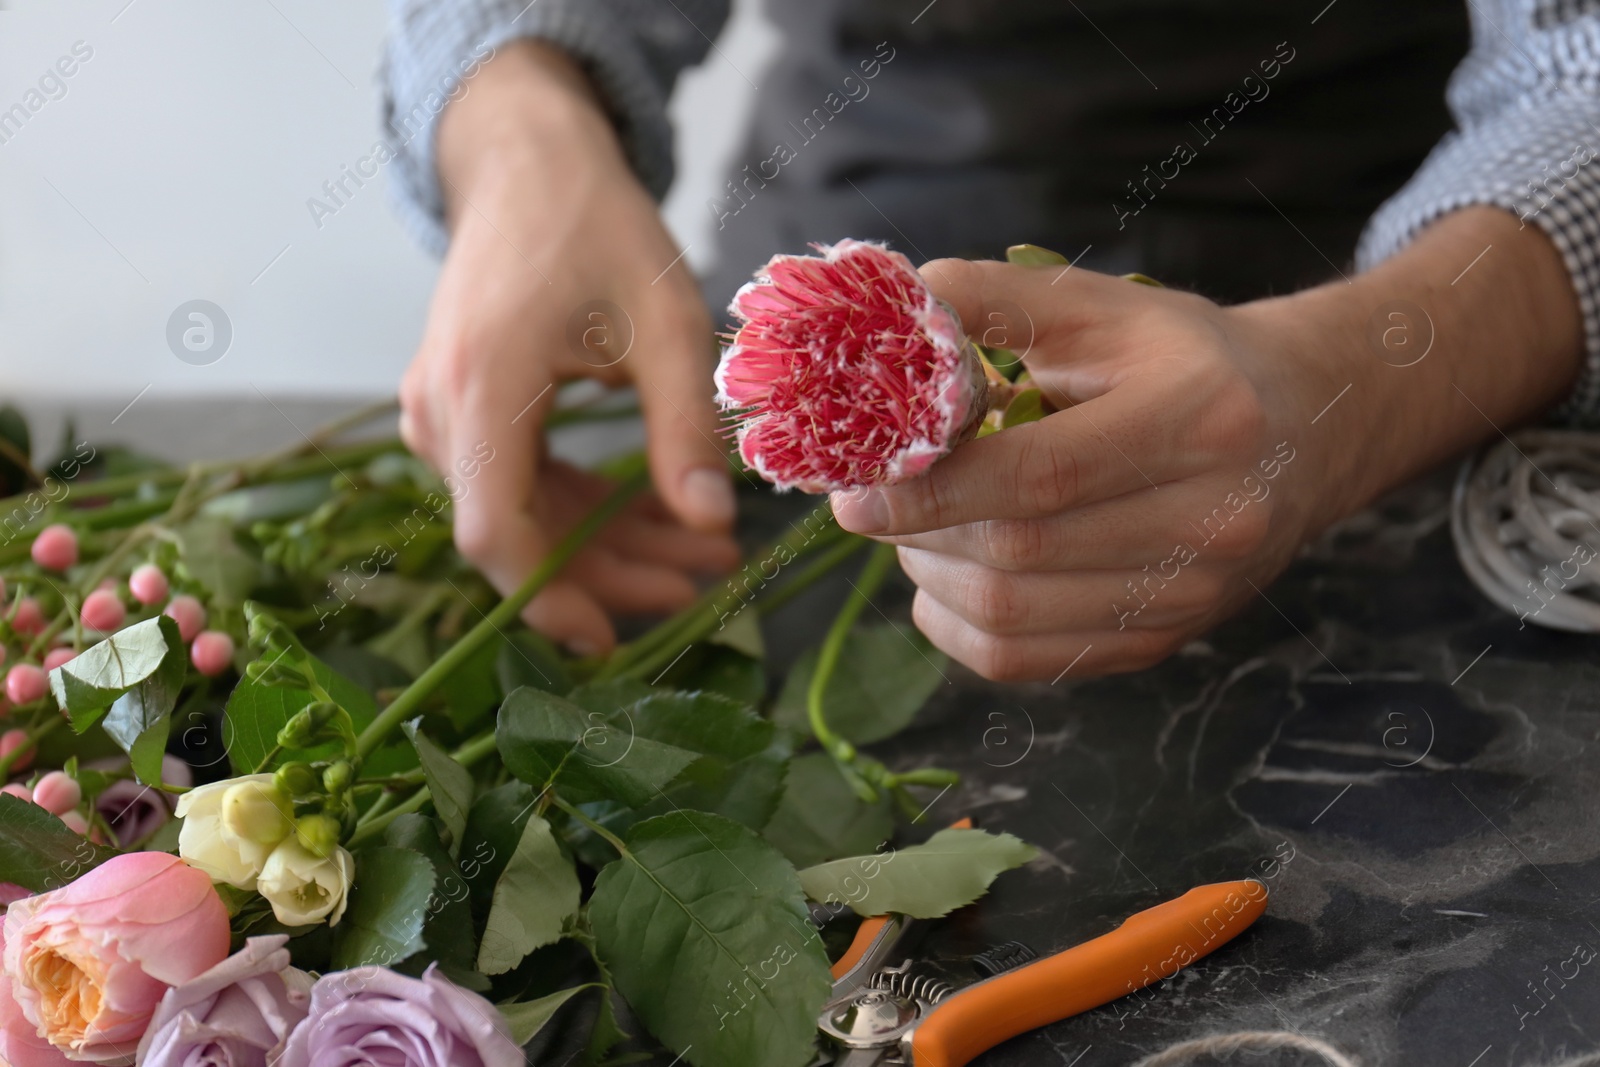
[{"xmin": 1451, "ymin": 430, "xmax": 1600, "ymax": 632}]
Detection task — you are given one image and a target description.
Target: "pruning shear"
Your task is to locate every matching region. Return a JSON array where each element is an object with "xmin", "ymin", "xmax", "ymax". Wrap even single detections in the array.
[{"xmin": 811, "ymin": 878, "xmax": 1268, "ymax": 1066}]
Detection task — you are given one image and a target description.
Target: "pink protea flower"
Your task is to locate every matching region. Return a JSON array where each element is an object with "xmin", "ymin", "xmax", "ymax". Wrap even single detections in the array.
[{"xmin": 715, "ymin": 239, "xmax": 987, "ymax": 493}]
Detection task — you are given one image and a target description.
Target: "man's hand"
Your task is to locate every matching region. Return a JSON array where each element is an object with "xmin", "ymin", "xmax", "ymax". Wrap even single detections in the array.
[
  {"xmin": 400, "ymin": 42, "xmax": 737, "ymax": 655},
  {"xmin": 833, "ymin": 208, "xmax": 1583, "ymax": 681}
]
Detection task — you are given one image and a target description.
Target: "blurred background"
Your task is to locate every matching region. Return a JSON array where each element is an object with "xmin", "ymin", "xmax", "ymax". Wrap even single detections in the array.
[{"xmin": 0, "ymin": 0, "xmax": 777, "ymax": 455}]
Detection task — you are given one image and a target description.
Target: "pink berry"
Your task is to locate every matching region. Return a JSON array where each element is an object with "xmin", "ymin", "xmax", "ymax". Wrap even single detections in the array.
[
  {"xmin": 129, "ymin": 564, "xmax": 169, "ymax": 606},
  {"xmin": 0, "ymin": 728, "xmax": 34, "ymax": 771},
  {"xmin": 42, "ymin": 647, "xmax": 75, "ymax": 672},
  {"xmin": 1, "ymin": 782, "xmax": 32, "ymax": 803},
  {"xmin": 30, "ymin": 525, "xmax": 78, "ymax": 571},
  {"xmin": 80, "ymin": 589, "xmax": 126, "ymax": 633},
  {"xmin": 32, "ymin": 771, "xmax": 79, "ymax": 816},
  {"xmin": 164, "ymin": 595, "xmax": 207, "ymax": 643},
  {"xmin": 191, "ymin": 631, "xmax": 235, "ymax": 677},
  {"xmin": 10, "ymin": 598, "xmax": 44, "ymax": 637},
  {"xmin": 4, "ymin": 664, "xmax": 47, "ymax": 706},
  {"xmin": 59, "ymin": 810, "xmax": 88, "ymax": 835}
]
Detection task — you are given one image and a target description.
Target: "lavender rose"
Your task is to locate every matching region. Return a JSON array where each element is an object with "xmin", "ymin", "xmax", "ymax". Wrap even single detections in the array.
[
  {"xmin": 92, "ymin": 755, "xmax": 191, "ymax": 847},
  {"xmin": 136, "ymin": 936, "xmax": 312, "ymax": 1067},
  {"xmin": 280, "ymin": 966, "xmax": 521, "ymax": 1067}
]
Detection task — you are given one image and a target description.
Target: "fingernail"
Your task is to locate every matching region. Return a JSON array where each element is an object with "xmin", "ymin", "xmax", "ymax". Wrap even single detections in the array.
[
  {"xmin": 566, "ymin": 638, "xmax": 600, "ymax": 658},
  {"xmin": 683, "ymin": 467, "xmax": 736, "ymax": 527},
  {"xmin": 831, "ymin": 489, "xmax": 888, "ymax": 534}
]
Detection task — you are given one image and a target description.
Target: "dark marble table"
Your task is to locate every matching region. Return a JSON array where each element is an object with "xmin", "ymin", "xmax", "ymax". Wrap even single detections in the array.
[{"xmin": 800, "ymin": 470, "xmax": 1600, "ymax": 1067}]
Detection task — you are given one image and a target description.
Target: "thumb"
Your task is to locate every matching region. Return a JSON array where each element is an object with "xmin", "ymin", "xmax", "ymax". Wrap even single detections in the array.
[{"xmin": 633, "ymin": 301, "xmax": 737, "ymax": 533}]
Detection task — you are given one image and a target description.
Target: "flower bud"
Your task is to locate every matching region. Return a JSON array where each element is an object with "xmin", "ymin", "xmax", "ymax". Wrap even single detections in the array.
[
  {"xmin": 244, "ymin": 658, "xmax": 305, "ymax": 688},
  {"xmin": 276, "ymin": 702, "xmax": 340, "ymax": 748},
  {"xmin": 274, "ymin": 761, "xmax": 320, "ymax": 798},
  {"xmin": 220, "ymin": 779, "xmax": 294, "ymax": 845},
  {"xmin": 246, "ymin": 606, "xmax": 295, "ymax": 651},
  {"xmin": 295, "ymin": 812, "xmax": 342, "ymax": 858},
  {"xmin": 321, "ymin": 760, "xmax": 353, "ymax": 796},
  {"xmin": 258, "ymin": 838, "xmax": 353, "ymax": 927}
]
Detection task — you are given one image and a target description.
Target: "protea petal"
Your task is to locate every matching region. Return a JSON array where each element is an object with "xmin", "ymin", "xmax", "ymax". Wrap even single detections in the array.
[{"xmin": 715, "ymin": 239, "xmax": 983, "ymax": 493}]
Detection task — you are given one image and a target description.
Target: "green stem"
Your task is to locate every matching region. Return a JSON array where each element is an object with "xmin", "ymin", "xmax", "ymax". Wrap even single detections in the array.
[
  {"xmin": 552, "ymin": 795, "xmax": 628, "ymax": 855},
  {"xmin": 0, "ymin": 716, "xmax": 62, "ymax": 777},
  {"xmin": 806, "ymin": 543, "xmax": 898, "ymax": 760},
  {"xmin": 598, "ymin": 502, "xmax": 845, "ymax": 681},
  {"xmin": 346, "ymin": 786, "xmax": 430, "ymax": 847},
  {"xmin": 352, "ymin": 462, "xmax": 648, "ymax": 762},
  {"xmin": 755, "ymin": 533, "xmax": 867, "ymax": 618}
]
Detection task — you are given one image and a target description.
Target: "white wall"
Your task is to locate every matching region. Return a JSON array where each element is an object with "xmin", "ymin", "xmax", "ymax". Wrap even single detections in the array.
[{"xmin": 0, "ymin": 0, "xmax": 777, "ymax": 406}]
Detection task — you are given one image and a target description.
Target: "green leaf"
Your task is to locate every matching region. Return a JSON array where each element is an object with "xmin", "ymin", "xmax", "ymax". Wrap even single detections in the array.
[
  {"xmin": 331, "ymin": 846, "xmax": 436, "ymax": 969},
  {"xmin": 629, "ymin": 691, "xmax": 787, "ymax": 830},
  {"xmin": 439, "ymin": 637, "xmax": 500, "ymax": 732},
  {"xmin": 495, "ymin": 629, "xmax": 571, "ymax": 698},
  {"xmin": 478, "ymin": 814, "xmax": 580, "ymax": 975},
  {"xmin": 0, "ymin": 794, "xmax": 119, "ymax": 892},
  {"xmin": 51, "ymin": 616, "xmax": 182, "ymax": 730},
  {"xmin": 773, "ymin": 623, "xmax": 947, "ymax": 745},
  {"xmin": 1005, "ymin": 243, "xmax": 1070, "ymax": 266},
  {"xmin": 796, "ymin": 828, "xmax": 1037, "ymax": 919},
  {"xmin": 384, "ymin": 814, "xmax": 480, "ymax": 981},
  {"xmin": 99, "ymin": 616, "xmax": 187, "ymax": 784},
  {"xmin": 763, "ymin": 754, "xmax": 894, "ymax": 868},
  {"xmin": 499, "ymin": 985, "xmax": 598, "ymax": 1045},
  {"xmin": 458, "ymin": 782, "xmax": 535, "ymax": 922},
  {"xmin": 654, "ymin": 645, "xmax": 766, "ymax": 707},
  {"xmin": 589, "ymin": 811, "xmax": 832, "ymax": 1067},
  {"xmin": 496, "ymin": 687, "xmax": 698, "ymax": 808},
  {"xmin": 175, "ymin": 516, "xmax": 263, "ymax": 607},
  {"xmin": 223, "ymin": 650, "xmax": 414, "ymax": 776},
  {"xmin": 403, "ymin": 722, "xmax": 474, "ymax": 852},
  {"xmin": 1001, "ymin": 388, "xmax": 1046, "ymax": 429},
  {"xmin": 709, "ymin": 607, "xmax": 765, "ymax": 659}
]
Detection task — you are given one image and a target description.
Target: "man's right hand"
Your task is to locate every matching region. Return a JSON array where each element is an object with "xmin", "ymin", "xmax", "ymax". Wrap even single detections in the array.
[{"xmin": 399, "ymin": 41, "xmax": 738, "ymax": 656}]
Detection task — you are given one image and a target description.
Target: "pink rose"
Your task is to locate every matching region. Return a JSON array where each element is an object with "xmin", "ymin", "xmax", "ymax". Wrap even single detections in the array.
[{"xmin": 2, "ymin": 852, "xmax": 230, "ymax": 1065}]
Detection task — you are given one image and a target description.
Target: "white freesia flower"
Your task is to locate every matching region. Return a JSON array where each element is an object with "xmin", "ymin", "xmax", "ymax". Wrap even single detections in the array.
[
  {"xmin": 175, "ymin": 774, "xmax": 282, "ymax": 890},
  {"xmin": 257, "ymin": 839, "xmax": 353, "ymax": 927}
]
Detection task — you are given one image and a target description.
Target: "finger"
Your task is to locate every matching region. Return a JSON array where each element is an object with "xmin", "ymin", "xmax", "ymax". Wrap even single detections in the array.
[
  {"xmin": 917, "ymin": 257, "xmax": 1135, "ymax": 346},
  {"xmin": 566, "ymin": 545, "xmax": 701, "ymax": 615},
  {"xmin": 910, "ymin": 589, "xmax": 1185, "ymax": 682},
  {"xmin": 876, "ymin": 476, "xmax": 1272, "ymax": 571},
  {"xmin": 632, "ymin": 291, "xmax": 737, "ymax": 534},
  {"xmin": 597, "ymin": 514, "xmax": 742, "ymax": 575},
  {"xmin": 448, "ymin": 381, "xmax": 617, "ymax": 653},
  {"xmin": 831, "ymin": 387, "xmax": 1197, "ymax": 535},
  {"xmin": 898, "ymin": 547, "xmax": 1218, "ymax": 636}
]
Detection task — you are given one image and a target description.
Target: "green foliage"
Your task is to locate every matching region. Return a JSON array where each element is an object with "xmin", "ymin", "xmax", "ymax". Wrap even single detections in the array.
[
  {"xmin": 332, "ymin": 846, "xmax": 436, "ymax": 969},
  {"xmin": 384, "ymin": 815, "xmax": 482, "ymax": 987},
  {"xmin": 797, "ymin": 828, "xmax": 1038, "ymax": 919},
  {"xmin": 0, "ymin": 794, "xmax": 118, "ymax": 892},
  {"xmin": 478, "ymin": 814, "xmax": 580, "ymax": 975},
  {"xmin": 773, "ymin": 622, "xmax": 948, "ymax": 745},
  {"xmin": 763, "ymin": 753, "xmax": 895, "ymax": 868},
  {"xmin": 499, "ymin": 984, "xmax": 598, "ymax": 1045},
  {"xmin": 589, "ymin": 812, "xmax": 833, "ymax": 1067},
  {"xmin": 496, "ymin": 687, "xmax": 698, "ymax": 807},
  {"xmin": 51, "ymin": 615, "xmax": 187, "ymax": 783},
  {"xmin": 403, "ymin": 722, "xmax": 474, "ymax": 851}
]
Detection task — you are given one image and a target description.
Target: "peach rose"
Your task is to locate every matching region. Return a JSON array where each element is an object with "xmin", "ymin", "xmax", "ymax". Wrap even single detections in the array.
[{"xmin": 1, "ymin": 852, "xmax": 230, "ymax": 1065}]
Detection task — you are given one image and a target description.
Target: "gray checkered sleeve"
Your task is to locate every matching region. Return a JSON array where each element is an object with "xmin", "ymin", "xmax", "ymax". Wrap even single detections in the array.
[
  {"xmin": 381, "ymin": 0, "xmax": 730, "ymax": 256},
  {"xmin": 1357, "ymin": 0, "xmax": 1600, "ymax": 424}
]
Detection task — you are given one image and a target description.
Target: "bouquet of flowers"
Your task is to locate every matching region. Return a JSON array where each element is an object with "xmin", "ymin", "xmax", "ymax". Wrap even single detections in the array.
[{"xmin": 0, "ymin": 241, "xmax": 1047, "ymax": 1067}]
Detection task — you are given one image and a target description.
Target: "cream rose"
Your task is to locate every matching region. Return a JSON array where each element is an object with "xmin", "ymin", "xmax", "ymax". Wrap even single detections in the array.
[
  {"xmin": 174, "ymin": 775, "xmax": 290, "ymax": 890},
  {"xmin": 257, "ymin": 840, "xmax": 353, "ymax": 927}
]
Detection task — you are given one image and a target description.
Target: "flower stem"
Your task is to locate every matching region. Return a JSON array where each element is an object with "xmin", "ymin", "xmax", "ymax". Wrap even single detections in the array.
[
  {"xmin": 552, "ymin": 795, "xmax": 628, "ymax": 856},
  {"xmin": 806, "ymin": 543, "xmax": 897, "ymax": 763},
  {"xmin": 755, "ymin": 532, "xmax": 866, "ymax": 618},
  {"xmin": 598, "ymin": 502, "xmax": 847, "ymax": 681},
  {"xmin": 352, "ymin": 461, "xmax": 648, "ymax": 763},
  {"xmin": 346, "ymin": 786, "xmax": 431, "ymax": 847}
]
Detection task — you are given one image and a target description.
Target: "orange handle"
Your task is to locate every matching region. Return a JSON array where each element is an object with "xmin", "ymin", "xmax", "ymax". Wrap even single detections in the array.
[{"xmin": 910, "ymin": 880, "xmax": 1268, "ymax": 1067}]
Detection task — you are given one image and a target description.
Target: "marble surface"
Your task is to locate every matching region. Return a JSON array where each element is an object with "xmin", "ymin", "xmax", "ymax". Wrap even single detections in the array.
[{"xmin": 835, "ymin": 473, "xmax": 1600, "ymax": 1067}]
